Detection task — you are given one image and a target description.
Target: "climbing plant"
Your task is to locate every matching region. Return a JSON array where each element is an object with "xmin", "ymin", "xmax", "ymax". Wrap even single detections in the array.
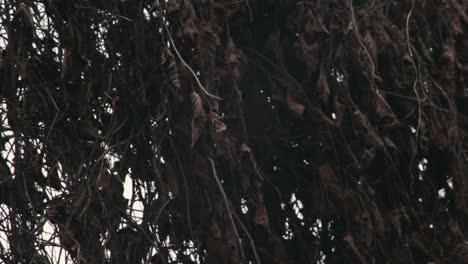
[{"xmin": 0, "ymin": 0, "xmax": 467, "ymax": 263}]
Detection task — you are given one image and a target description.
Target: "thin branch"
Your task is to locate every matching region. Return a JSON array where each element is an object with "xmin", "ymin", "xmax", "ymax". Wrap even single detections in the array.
[{"xmin": 208, "ymin": 157, "xmax": 245, "ymax": 261}]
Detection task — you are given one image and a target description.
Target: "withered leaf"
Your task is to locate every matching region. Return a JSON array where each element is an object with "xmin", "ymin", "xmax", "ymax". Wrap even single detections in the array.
[
  {"xmin": 96, "ymin": 165, "xmax": 112, "ymax": 190},
  {"xmin": 351, "ymin": 110, "xmax": 384, "ymax": 148},
  {"xmin": 62, "ymin": 49, "xmax": 86, "ymax": 85},
  {"xmin": 254, "ymin": 198, "xmax": 271, "ymax": 233},
  {"xmin": 317, "ymin": 64, "xmax": 330, "ymax": 107},
  {"xmin": 209, "ymin": 220, "xmax": 222, "ymax": 239},
  {"xmin": 212, "ymin": 113, "xmax": 236, "ymax": 161},
  {"xmin": 384, "ymin": 136, "xmax": 398, "ymax": 150},
  {"xmin": 179, "ymin": 0, "xmax": 198, "ymax": 41},
  {"xmin": 166, "ymin": 0, "xmax": 181, "ymax": 12},
  {"xmin": 164, "ymin": 162, "xmax": 180, "ymax": 196},
  {"xmin": 287, "ymin": 88, "xmax": 305, "ymax": 117},
  {"xmin": 333, "ymin": 97, "xmax": 346, "ymax": 127},
  {"xmin": 293, "ymin": 36, "xmax": 319, "ymax": 73},
  {"xmin": 319, "ymin": 162, "xmax": 343, "ymax": 201},
  {"xmin": 225, "ymin": 38, "xmax": 247, "ymax": 80},
  {"xmin": 343, "ymin": 234, "xmax": 367, "ymax": 264},
  {"xmin": 161, "ymin": 48, "xmax": 180, "ymax": 89},
  {"xmin": 375, "ymin": 91, "xmax": 398, "ymax": 125},
  {"xmin": 3, "ymin": 2, "xmax": 468, "ymax": 263},
  {"xmin": 191, "ymin": 91, "xmax": 206, "ymax": 148}
]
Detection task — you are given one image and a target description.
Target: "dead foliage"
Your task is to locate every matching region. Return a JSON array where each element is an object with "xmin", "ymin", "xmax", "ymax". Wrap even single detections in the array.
[{"xmin": 0, "ymin": 0, "xmax": 467, "ymax": 263}]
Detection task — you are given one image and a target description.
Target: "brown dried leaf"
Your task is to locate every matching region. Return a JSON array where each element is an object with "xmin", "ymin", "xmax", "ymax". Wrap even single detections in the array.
[
  {"xmin": 317, "ymin": 64, "xmax": 330, "ymax": 107},
  {"xmin": 449, "ymin": 243, "xmax": 468, "ymax": 263},
  {"xmin": 310, "ymin": 107, "xmax": 335, "ymax": 127},
  {"xmin": 96, "ymin": 166, "xmax": 112, "ymax": 190},
  {"xmin": 409, "ymin": 232, "xmax": 429, "ymax": 257},
  {"xmin": 319, "ymin": 163, "xmax": 343, "ymax": 201},
  {"xmin": 191, "ymin": 92, "xmax": 206, "ymax": 148},
  {"xmin": 62, "ymin": 49, "xmax": 86, "ymax": 85},
  {"xmin": 198, "ymin": 23, "xmax": 221, "ymax": 88},
  {"xmin": 333, "ymin": 97, "xmax": 346, "ymax": 127},
  {"xmin": 375, "ymin": 91, "xmax": 398, "ymax": 125},
  {"xmin": 180, "ymin": 1, "xmax": 198, "ymax": 41},
  {"xmin": 305, "ymin": 9, "xmax": 327, "ymax": 34},
  {"xmin": 390, "ymin": 209, "xmax": 402, "ymax": 238},
  {"xmin": 209, "ymin": 219, "xmax": 221, "ymax": 239},
  {"xmin": 343, "ymin": 234, "xmax": 367, "ymax": 264},
  {"xmin": 384, "ymin": 136, "xmax": 398, "ymax": 150},
  {"xmin": 212, "ymin": 113, "xmax": 236, "ymax": 161},
  {"xmin": 363, "ymin": 31, "xmax": 377, "ymax": 64},
  {"xmin": 293, "ymin": 36, "xmax": 319, "ymax": 72},
  {"xmin": 225, "ymin": 38, "xmax": 247, "ymax": 80},
  {"xmin": 271, "ymin": 235, "xmax": 290, "ymax": 264},
  {"xmin": 240, "ymin": 144, "xmax": 263, "ymax": 181},
  {"xmin": 161, "ymin": 48, "xmax": 180, "ymax": 89},
  {"xmin": 193, "ymin": 152, "xmax": 210, "ymax": 187},
  {"xmin": 166, "ymin": 0, "xmax": 181, "ymax": 12},
  {"xmin": 165, "ymin": 162, "xmax": 180, "ymax": 196},
  {"xmin": 254, "ymin": 198, "xmax": 271, "ymax": 233},
  {"xmin": 287, "ymin": 88, "xmax": 305, "ymax": 117},
  {"xmin": 351, "ymin": 110, "xmax": 384, "ymax": 148}
]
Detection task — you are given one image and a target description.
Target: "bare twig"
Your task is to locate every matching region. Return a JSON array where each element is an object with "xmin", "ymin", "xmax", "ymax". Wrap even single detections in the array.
[
  {"xmin": 405, "ymin": 0, "xmax": 422, "ymax": 147},
  {"xmin": 208, "ymin": 157, "xmax": 245, "ymax": 261}
]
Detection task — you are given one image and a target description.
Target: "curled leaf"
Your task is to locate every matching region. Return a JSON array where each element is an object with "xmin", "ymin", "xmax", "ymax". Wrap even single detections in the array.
[
  {"xmin": 254, "ymin": 197, "xmax": 271, "ymax": 233},
  {"xmin": 317, "ymin": 64, "xmax": 330, "ymax": 107},
  {"xmin": 191, "ymin": 92, "xmax": 206, "ymax": 148},
  {"xmin": 375, "ymin": 91, "xmax": 398, "ymax": 125},
  {"xmin": 161, "ymin": 48, "xmax": 180, "ymax": 90},
  {"xmin": 344, "ymin": 234, "xmax": 367, "ymax": 264},
  {"xmin": 351, "ymin": 110, "xmax": 384, "ymax": 148},
  {"xmin": 287, "ymin": 88, "xmax": 305, "ymax": 117}
]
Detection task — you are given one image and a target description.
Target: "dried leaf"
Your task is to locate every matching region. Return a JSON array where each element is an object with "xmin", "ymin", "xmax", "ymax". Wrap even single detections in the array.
[
  {"xmin": 293, "ymin": 36, "xmax": 319, "ymax": 72},
  {"xmin": 254, "ymin": 198, "xmax": 270, "ymax": 233},
  {"xmin": 351, "ymin": 110, "xmax": 384, "ymax": 148},
  {"xmin": 375, "ymin": 91, "xmax": 398, "ymax": 125},
  {"xmin": 319, "ymin": 163, "xmax": 343, "ymax": 201},
  {"xmin": 180, "ymin": 0, "xmax": 198, "ymax": 41},
  {"xmin": 343, "ymin": 234, "xmax": 367, "ymax": 264},
  {"xmin": 409, "ymin": 232, "xmax": 429, "ymax": 257},
  {"xmin": 317, "ymin": 64, "xmax": 330, "ymax": 107},
  {"xmin": 384, "ymin": 136, "xmax": 397, "ymax": 150},
  {"xmin": 225, "ymin": 38, "xmax": 247, "ymax": 80},
  {"xmin": 212, "ymin": 113, "xmax": 236, "ymax": 161},
  {"xmin": 164, "ymin": 162, "xmax": 180, "ymax": 196},
  {"xmin": 210, "ymin": 220, "xmax": 221, "ymax": 239},
  {"xmin": 96, "ymin": 166, "xmax": 112, "ymax": 190},
  {"xmin": 191, "ymin": 92, "xmax": 206, "ymax": 148},
  {"xmin": 161, "ymin": 48, "xmax": 180, "ymax": 89},
  {"xmin": 271, "ymin": 235, "xmax": 290, "ymax": 264},
  {"xmin": 239, "ymin": 144, "xmax": 263, "ymax": 183},
  {"xmin": 166, "ymin": 0, "xmax": 181, "ymax": 12},
  {"xmin": 333, "ymin": 98, "xmax": 346, "ymax": 127},
  {"xmin": 287, "ymin": 88, "xmax": 305, "ymax": 117}
]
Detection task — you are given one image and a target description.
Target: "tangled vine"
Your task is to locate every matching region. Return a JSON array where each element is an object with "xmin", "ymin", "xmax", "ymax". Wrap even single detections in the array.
[{"xmin": 0, "ymin": 0, "xmax": 468, "ymax": 263}]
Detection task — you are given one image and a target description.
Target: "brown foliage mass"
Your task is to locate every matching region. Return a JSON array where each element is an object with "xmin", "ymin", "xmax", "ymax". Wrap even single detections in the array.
[{"xmin": 0, "ymin": 0, "xmax": 468, "ymax": 263}]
